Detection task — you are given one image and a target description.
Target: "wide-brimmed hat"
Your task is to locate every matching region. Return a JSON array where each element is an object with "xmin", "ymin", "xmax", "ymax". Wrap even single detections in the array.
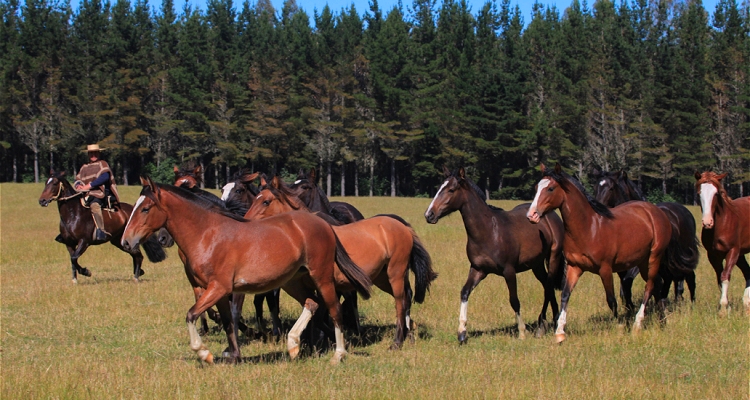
[{"xmin": 82, "ymin": 144, "xmax": 105, "ymax": 153}]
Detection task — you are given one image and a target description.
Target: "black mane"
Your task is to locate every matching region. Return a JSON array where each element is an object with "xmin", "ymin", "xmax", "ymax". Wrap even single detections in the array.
[
  {"xmin": 148, "ymin": 183, "xmax": 249, "ymax": 222},
  {"xmin": 452, "ymin": 170, "xmax": 503, "ymax": 211},
  {"xmin": 543, "ymin": 168, "xmax": 614, "ymax": 219}
]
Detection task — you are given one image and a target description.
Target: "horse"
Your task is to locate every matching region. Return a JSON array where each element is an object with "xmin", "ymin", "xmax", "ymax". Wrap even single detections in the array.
[
  {"xmin": 246, "ymin": 175, "xmax": 438, "ymax": 349},
  {"xmin": 424, "ymin": 167, "xmax": 565, "ymax": 343},
  {"xmin": 593, "ymin": 169, "xmax": 699, "ymax": 306},
  {"xmin": 220, "ymin": 169, "xmax": 260, "ymax": 205},
  {"xmin": 172, "ymin": 169, "xmax": 277, "ymax": 338},
  {"xmin": 38, "ymin": 169, "xmax": 166, "ymax": 283},
  {"xmin": 121, "ymin": 177, "xmax": 373, "ymax": 364},
  {"xmin": 291, "ymin": 168, "xmax": 365, "ymax": 224},
  {"xmin": 527, "ymin": 163, "xmax": 697, "ymax": 343},
  {"xmin": 695, "ymin": 171, "xmax": 750, "ymax": 315}
]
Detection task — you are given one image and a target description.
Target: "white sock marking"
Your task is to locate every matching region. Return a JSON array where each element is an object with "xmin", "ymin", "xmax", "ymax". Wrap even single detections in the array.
[
  {"xmin": 555, "ymin": 310, "xmax": 567, "ymax": 335},
  {"xmin": 720, "ymin": 280, "xmax": 730, "ymax": 307},
  {"xmin": 287, "ymin": 307, "xmax": 313, "ymax": 353},
  {"xmin": 743, "ymin": 287, "xmax": 750, "ymax": 308},
  {"xmin": 458, "ymin": 300, "xmax": 468, "ymax": 332},
  {"xmin": 633, "ymin": 304, "xmax": 646, "ymax": 329}
]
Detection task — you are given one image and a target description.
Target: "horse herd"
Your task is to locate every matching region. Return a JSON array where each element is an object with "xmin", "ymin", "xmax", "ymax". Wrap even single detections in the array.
[{"xmin": 37, "ymin": 163, "xmax": 750, "ymax": 364}]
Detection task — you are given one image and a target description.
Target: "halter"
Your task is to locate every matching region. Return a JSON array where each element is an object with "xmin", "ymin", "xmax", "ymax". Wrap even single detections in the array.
[{"xmin": 48, "ymin": 181, "xmax": 85, "ymax": 202}]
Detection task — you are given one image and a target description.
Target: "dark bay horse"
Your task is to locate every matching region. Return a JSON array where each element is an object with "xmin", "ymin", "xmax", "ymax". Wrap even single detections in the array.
[
  {"xmin": 173, "ymin": 168, "xmax": 276, "ymax": 338},
  {"xmin": 121, "ymin": 177, "xmax": 372, "ymax": 364},
  {"xmin": 527, "ymin": 164, "xmax": 697, "ymax": 343},
  {"xmin": 424, "ymin": 167, "xmax": 564, "ymax": 342},
  {"xmin": 695, "ymin": 171, "xmax": 750, "ymax": 315},
  {"xmin": 593, "ymin": 170, "xmax": 699, "ymax": 305},
  {"xmin": 246, "ymin": 176, "xmax": 437, "ymax": 349},
  {"xmin": 220, "ymin": 169, "xmax": 260, "ymax": 205},
  {"xmin": 292, "ymin": 168, "xmax": 365, "ymax": 224},
  {"xmin": 38, "ymin": 170, "xmax": 166, "ymax": 283}
]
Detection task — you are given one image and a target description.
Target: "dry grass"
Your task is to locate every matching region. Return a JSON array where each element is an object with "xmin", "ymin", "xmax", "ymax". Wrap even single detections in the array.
[{"xmin": 2, "ymin": 183, "xmax": 748, "ymax": 399}]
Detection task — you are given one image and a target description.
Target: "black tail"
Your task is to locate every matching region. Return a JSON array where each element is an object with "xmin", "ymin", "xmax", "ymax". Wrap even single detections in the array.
[
  {"xmin": 662, "ymin": 226, "xmax": 700, "ymax": 278},
  {"xmin": 551, "ymin": 257, "xmax": 566, "ymax": 291},
  {"xmin": 409, "ymin": 235, "xmax": 437, "ymax": 303},
  {"xmin": 142, "ymin": 234, "xmax": 167, "ymax": 263},
  {"xmin": 333, "ymin": 231, "xmax": 373, "ymax": 300}
]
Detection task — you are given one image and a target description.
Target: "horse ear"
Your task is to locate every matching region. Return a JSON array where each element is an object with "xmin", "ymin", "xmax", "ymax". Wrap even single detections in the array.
[
  {"xmin": 540, "ymin": 163, "xmax": 546, "ymax": 173},
  {"xmin": 173, "ymin": 166, "xmax": 179, "ymax": 174},
  {"xmin": 241, "ymin": 172, "xmax": 259, "ymax": 184},
  {"xmin": 717, "ymin": 172, "xmax": 728, "ymax": 181},
  {"xmin": 148, "ymin": 176, "xmax": 160, "ymax": 195},
  {"xmin": 309, "ymin": 168, "xmax": 316, "ymax": 182},
  {"xmin": 271, "ymin": 175, "xmax": 281, "ymax": 188},
  {"xmin": 193, "ymin": 165, "xmax": 202, "ymax": 175},
  {"xmin": 298, "ymin": 168, "xmax": 305, "ymax": 178},
  {"xmin": 260, "ymin": 175, "xmax": 268, "ymax": 187},
  {"xmin": 554, "ymin": 163, "xmax": 562, "ymax": 174},
  {"xmin": 458, "ymin": 167, "xmax": 466, "ymax": 179},
  {"xmin": 442, "ymin": 165, "xmax": 451, "ymax": 177},
  {"xmin": 694, "ymin": 171, "xmax": 702, "ymax": 181},
  {"xmin": 140, "ymin": 176, "xmax": 149, "ymax": 186},
  {"xmin": 619, "ymin": 170, "xmax": 628, "ymax": 180}
]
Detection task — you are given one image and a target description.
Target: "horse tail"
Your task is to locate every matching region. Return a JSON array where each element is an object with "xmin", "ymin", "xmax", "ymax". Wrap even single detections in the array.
[
  {"xmin": 551, "ymin": 257, "xmax": 566, "ymax": 291},
  {"xmin": 409, "ymin": 234, "xmax": 437, "ymax": 303},
  {"xmin": 333, "ymin": 231, "xmax": 373, "ymax": 300},
  {"xmin": 142, "ymin": 234, "xmax": 167, "ymax": 263},
  {"xmin": 661, "ymin": 214, "xmax": 700, "ymax": 278}
]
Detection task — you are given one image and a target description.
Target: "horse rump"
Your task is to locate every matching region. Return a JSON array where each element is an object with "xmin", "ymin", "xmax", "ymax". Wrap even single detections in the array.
[
  {"xmin": 332, "ymin": 232, "xmax": 373, "ymax": 300},
  {"xmin": 409, "ymin": 235, "xmax": 437, "ymax": 304}
]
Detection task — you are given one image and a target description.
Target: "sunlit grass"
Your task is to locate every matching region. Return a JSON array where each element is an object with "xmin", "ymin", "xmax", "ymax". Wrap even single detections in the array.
[{"xmin": 2, "ymin": 183, "xmax": 748, "ymax": 398}]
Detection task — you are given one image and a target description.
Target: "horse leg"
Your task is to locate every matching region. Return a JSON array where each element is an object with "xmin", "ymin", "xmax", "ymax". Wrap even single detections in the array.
[
  {"xmin": 129, "ymin": 250, "xmax": 145, "ymax": 282},
  {"xmin": 185, "ymin": 281, "xmax": 233, "ymax": 365},
  {"xmin": 231, "ymin": 293, "xmax": 249, "ymax": 337},
  {"xmin": 719, "ymin": 249, "xmax": 741, "ymax": 316},
  {"xmin": 735, "ymin": 255, "xmax": 750, "ymax": 314},
  {"xmin": 374, "ymin": 271, "xmax": 407, "ymax": 350},
  {"xmin": 341, "ymin": 291, "xmax": 361, "ymax": 335},
  {"xmin": 404, "ymin": 277, "xmax": 415, "ymax": 344},
  {"xmin": 457, "ymin": 266, "xmax": 487, "ymax": 344},
  {"xmin": 503, "ymin": 267, "xmax": 526, "ymax": 340},
  {"xmin": 556, "ymin": 265, "xmax": 582, "ymax": 344},
  {"xmin": 598, "ymin": 266, "xmax": 618, "ymax": 321},
  {"xmin": 685, "ymin": 271, "xmax": 697, "ymax": 303},
  {"xmin": 617, "ymin": 267, "xmax": 638, "ymax": 313},
  {"xmin": 216, "ymin": 294, "xmax": 241, "ymax": 363},
  {"xmin": 282, "ymin": 279, "xmax": 319, "ymax": 360},
  {"xmin": 314, "ymin": 281, "xmax": 349, "ymax": 365},
  {"xmin": 531, "ymin": 264, "xmax": 551, "ymax": 337},
  {"xmin": 634, "ymin": 257, "xmax": 662, "ymax": 332},
  {"xmin": 192, "ymin": 286, "xmax": 210, "ymax": 336},
  {"xmin": 67, "ymin": 240, "xmax": 90, "ymax": 283},
  {"xmin": 253, "ymin": 293, "xmax": 266, "ymax": 337},
  {"xmin": 674, "ymin": 278, "xmax": 685, "ymax": 302}
]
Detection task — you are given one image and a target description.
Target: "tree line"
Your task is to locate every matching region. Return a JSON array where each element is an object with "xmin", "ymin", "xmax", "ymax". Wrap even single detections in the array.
[{"xmin": 1, "ymin": 0, "xmax": 749, "ymax": 201}]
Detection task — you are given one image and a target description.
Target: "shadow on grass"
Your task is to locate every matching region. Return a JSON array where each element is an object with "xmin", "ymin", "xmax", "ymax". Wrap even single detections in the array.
[{"xmin": 466, "ymin": 319, "xmax": 558, "ymax": 341}]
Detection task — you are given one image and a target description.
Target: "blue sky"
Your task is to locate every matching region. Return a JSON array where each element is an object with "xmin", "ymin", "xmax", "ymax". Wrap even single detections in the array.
[{"xmin": 67, "ymin": 0, "xmax": 724, "ymax": 27}]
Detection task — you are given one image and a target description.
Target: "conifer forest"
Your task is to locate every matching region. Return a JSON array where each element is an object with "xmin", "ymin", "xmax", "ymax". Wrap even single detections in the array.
[{"xmin": 2, "ymin": 0, "xmax": 749, "ymax": 201}]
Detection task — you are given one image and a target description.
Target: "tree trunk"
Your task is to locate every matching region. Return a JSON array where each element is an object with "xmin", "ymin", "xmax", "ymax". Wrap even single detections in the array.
[
  {"xmin": 326, "ymin": 161, "xmax": 332, "ymax": 197},
  {"xmin": 49, "ymin": 151, "xmax": 53, "ymax": 172},
  {"xmin": 122, "ymin": 157, "xmax": 129, "ymax": 185},
  {"xmin": 485, "ymin": 177, "xmax": 490, "ymax": 200},
  {"xmin": 226, "ymin": 164, "xmax": 230, "ymax": 185},
  {"xmin": 12, "ymin": 154, "xmax": 17, "ymax": 182},
  {"xmin": 214, "ymin": 164, "xmax": 219, "ymax": 189},
  {"xmin": 390, "ymin": 158, "xmax": 396, "ymax": 197},
  {"xmin": 369, "ymin": 161, "xmax": 374, "ymax": 197},
  {"xmin": 33, "ymin": 147, "xmax": 39, "ymax": 183},
  {"xmin": 354, "ymin": 163, "xmax": 359, "ymax": 197},
  {"xmin": 340, "ymin": 162, "xmax": 345, "ymax": 197},
  {"xmin": 200, "ymin": 160, "xmax": 205, "ymax": 189}
]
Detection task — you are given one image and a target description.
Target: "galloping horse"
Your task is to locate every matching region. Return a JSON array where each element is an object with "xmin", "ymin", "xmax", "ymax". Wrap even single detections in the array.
[
  {"xmin": 292, "ymin": 168, "xmax": 365, "ymax": 224},
  {"xmin": 246, "ymin": 176, "xmax": 437, "ymax": 349},
  {"xmin": 424, "ymin": 167, "xmax": 564, "ymax": 342},
  {"xmin": 39, "ymin": 169, "xmax": 166, "ymax": 282},
  {"xmin": 527, "ymin": 164, "xmax": 696, "ymax": 342},
  {"xmin": 121, "ymin": 177, "xmax": 372, "ymax": 364},
  {"xmin": 173, "ymin": 168, "xmax": 276, "ymax": 338},
  {"xmin": 593, "ymin": 170, "xmax": 699, "ymax": 305},
  {"xmin": 695, "ymin": 171, "xmax": 750, "ymax": 315}
]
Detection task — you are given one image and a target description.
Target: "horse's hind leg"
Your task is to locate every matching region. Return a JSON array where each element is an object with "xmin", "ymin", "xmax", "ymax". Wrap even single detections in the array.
[
  {"xmin": 457, "ymin": 266, "xmax": 487, "ymax": 344},
  {"xmin": 404, "ymin": 277, "xmax": 415, "ymax": 344},
  {"xmin": 685, "ymin": 272, "xmax": 696, "ymax": 303},
  {"xmin": 531, "ymin": 264, "xmax": 552, "ymax": 337},
  {"xmin": 735, "ymin": 255, "xmax": 750, "ymax": 314},
  {"xmin": 267, "ymin": 289, "xmax": 282, "ymax": 338},
  {"xmin": 634, "ymin": 258, "xmax": 663, "ymax": 332},
  {"xmin": 67, "ymin": 240, "xmax": 91, "ymax": 283},
  {"xmin": 341, "ymin": 291, "xmax": 361, "ymax": 335},
  {"xmin": 617, "ymin": 267, "xmax": 638, "ymax": 312},
  {"xmin": 503, "ymin": 267, "xmax": 527, "ymax": 340}
]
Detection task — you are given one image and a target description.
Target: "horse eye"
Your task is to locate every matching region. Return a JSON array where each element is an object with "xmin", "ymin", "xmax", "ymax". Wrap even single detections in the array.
[
  {"xmin": 263, "ymin": 200, "xmax": 270, "ymax": 206},
  {"xmin": 547, "ymin": 187, "xmax": 554, "ymax": 192},
  {"xmin": 142, "ymin": 207, "xmax": 150, "ymax": 213}
]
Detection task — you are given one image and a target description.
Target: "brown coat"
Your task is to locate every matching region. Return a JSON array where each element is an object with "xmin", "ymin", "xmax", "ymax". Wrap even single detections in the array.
[{"xmin": 75, "ymin": 160, "xmax": 120, "ymax": 201}]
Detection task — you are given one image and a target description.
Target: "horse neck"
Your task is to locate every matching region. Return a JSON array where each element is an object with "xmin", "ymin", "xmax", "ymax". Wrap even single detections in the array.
[
  {"xmin": 457, "ymin": 187, "xmax": 500, "ymax": 241},
  {"xmin": 713, "ymin": 190, "xmax": 738, "ymax": 224},
  {"xmin": 161, "ymin": 192, "xmax": 226, "ymax": 252},
  {"xmin": 557, "ymin": 185, "xmax": 600, "ymax": 240},
  {"xmin": 56, "ymin": 181, "xmax": 85, "ymax": 218}
]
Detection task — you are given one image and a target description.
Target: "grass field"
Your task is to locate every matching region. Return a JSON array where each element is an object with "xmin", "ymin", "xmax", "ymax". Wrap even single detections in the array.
[{"xmin": 2, "ymin": 183, "xmax": 748, "ymax": 399}]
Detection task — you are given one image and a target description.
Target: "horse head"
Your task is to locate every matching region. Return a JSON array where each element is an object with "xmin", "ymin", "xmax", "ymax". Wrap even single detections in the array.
[
  {"xmin": 174, "ymin": 164, "xmax": 202, "ymax": 189},
  {"xmin": 122, "ymin": 176, "xmax": 168, "ymax": 251},
  {"xmin": 290, "ymin": 168, "xmax": 329, "ymax": 213},
  {"xmin": 424, "ymin": 166, "xmax": 472, "ymax": 224},
  {"xmin": 245, "ymin": 176, "xmax": 304, "ymax": 220},
  {"xmin": 527, "ymin": 163, "xmax": 568, "ymax": 224},
  {"xmin": 221, "ymin": 170, "xmax": 260, "ymax": 204},
  {"xmin": 39, "ymin": 169, "xmax": 69, "ymax": 207},
  {"xmin": 593, "ymin": 169, "xmax": 641, "ymax": 207},
  {"xmin": 695, "ymin": 171, "xmax": 728, "ymax": 229}
]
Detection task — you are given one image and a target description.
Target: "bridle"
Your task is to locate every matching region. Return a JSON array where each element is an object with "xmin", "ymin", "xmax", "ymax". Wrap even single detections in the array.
[{"xmin": 47, "ymin": 180, "xmax": 85, "ymax": 202}]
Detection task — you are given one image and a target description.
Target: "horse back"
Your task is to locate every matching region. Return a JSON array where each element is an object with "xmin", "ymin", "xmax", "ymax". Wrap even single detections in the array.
[
  {"xmin": 332, "ymin": 215, "xmax": 412, "ymax": 261},
  {"xmin": 606, "ymin": 201, "xmax": 672, "ymax": 261}
]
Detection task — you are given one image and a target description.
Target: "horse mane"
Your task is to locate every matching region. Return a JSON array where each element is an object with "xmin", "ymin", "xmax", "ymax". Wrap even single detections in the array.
[
  {"xmin": 544, "ymin": 168, "xmax": 614, "ymax": 219},
  {"xmin": 452, "ymin": 170, "xmax": 503, "ymax": 211},
  {"xmin": 291, "ymin": 176, "xmax": 333, "ymax": 213},
  {"xmin": 616, "ymin": 174, "xmax": 645, "ymax": 201},
  {"xmin": 152, "ymin": 183, "xmax": 248, "ymax": 222},
  {"xmin": 266, "ymin": 179, "xmax": 308, "ymax": 211},
  {"xmin": 175, "ymin": 165, "xmax": 202, "ymax": 184}
]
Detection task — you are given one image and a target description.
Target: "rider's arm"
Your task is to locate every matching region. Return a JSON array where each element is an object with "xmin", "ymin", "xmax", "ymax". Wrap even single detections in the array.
[{"xmin": 88, "ymin": 172, "xmax": 110, "ymax": 188}]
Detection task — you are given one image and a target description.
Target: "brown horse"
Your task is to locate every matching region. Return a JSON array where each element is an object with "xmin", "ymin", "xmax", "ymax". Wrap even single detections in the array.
[
  {"xmin": 424, "ymin": 167, "xmax": 564, "ymax": 342},
  {"xmin": 593, "ymin": 169, "xmax": 699, "ymax": 305},
  {"xmin": 121, "ymin": 177, "xmax": 372, "ymax": 364},
  {"xmin": 695, "ymin": 171, "xmax": 750, "ymax": 315},
  {"xmin": 246, "ymin": 176, "xmax": 437, "ymax": 349},
  {"xmin": 527, "ymin": 164, "xmax": 696, "ymax": 343},
  {"xmin": 291, "ymin": 168, "xmax": 365, "ymax": 224},
  {"xmin": 38, "ymin": 169, "xmax": 166, "ymax": 282}
]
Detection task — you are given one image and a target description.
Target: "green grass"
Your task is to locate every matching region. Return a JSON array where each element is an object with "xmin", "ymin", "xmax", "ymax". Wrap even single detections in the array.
[{"xmin": 2, "ymin": 183, "xmax": 748, "ymax": 399}]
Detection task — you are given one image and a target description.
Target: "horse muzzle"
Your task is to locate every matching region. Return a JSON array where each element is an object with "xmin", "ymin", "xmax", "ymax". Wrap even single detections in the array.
[
  {"xmin": 526, "ymin": 209, "xmax": 542, "ymax": 224},
  {"xmin": 702, "ymin": 218, "xmax": 714, "ymax": 229},
  {"xmin": 424, "ymin": 210, "xmax": 438, "ymax": 224},
  {"xmin": 39, "ymin": 199, "xmax": 50, "ymax": 207}
]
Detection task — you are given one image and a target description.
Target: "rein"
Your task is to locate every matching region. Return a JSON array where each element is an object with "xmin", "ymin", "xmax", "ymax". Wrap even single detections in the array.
[{"xmin": 50, "ymin": 182, "xmax": 86, "ymax": 202}]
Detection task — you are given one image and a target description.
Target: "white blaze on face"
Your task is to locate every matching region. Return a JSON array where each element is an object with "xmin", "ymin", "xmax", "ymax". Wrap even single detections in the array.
[
  {"xmin": 699, "ymin": 183, "xmax": 718, "ymax": 226},
  {"xmin": 599, "ymin": 180, "xmax": 606, "ymax": 186},
  {"xmin": 122, "ymin": 195, "xmax": 146, "ymax": 246},
  {"xmin": 46, "ymin": 177, "xmax": 53, "ymax": 184},
  {"xmin": 221, "ymin": 182, "xmax": 235, "ymax": 201},
  {"xmin": 425, "ymin": 180, "xmax": 450, "ymax": 218},
  {"xmin": 530, "ymin": 179, "xmax": 551, "ymax": 214}
]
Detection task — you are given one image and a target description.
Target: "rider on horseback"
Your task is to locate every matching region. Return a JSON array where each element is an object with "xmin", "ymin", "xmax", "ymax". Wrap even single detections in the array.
[{"xmin": 74, "ymin": 144, "xmax": 120, "ymax": 241}]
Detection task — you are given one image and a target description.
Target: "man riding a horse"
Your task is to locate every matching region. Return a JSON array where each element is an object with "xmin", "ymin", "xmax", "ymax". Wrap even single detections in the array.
[{"xmin": 74, "ymin": 144, "xmax": 120, "ymax": 241}]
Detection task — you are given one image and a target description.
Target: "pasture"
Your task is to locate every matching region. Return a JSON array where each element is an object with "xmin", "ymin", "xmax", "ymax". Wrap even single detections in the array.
[{"xmin": 2, "ymin": 183, "xmax": 747, "ymax": 399}]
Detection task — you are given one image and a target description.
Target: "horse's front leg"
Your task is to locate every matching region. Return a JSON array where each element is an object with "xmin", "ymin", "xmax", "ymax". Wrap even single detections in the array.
[
  {"xmin": 617, "ymin": 267, "xmax": 638, "ymax": 312},
  {"xmin": 66, "ymin": 239, "xmax": 91, "ymax": 283},
  {"xmin": 503, "ymin": 266, "xmax": 526, "ymax": 340},
  {"xmin": 457, "ymin": 266, "xmax": 487, "ymax": 345},
  {"xmin": 186, "ymin": 281, "xmax": 233, "ymax": 365},
  {"xmin": 599, "ymin": 265, "xmax": 618, "ymax": 320},
  {"xmin": 531, "ymin": 263, "xmax": 552, "ymax": 337},
  {"xmin": 267, "ymin": 289, "xmax": 282, "ymax": 338},
  {"xmin": 634, "ymin": 257, "xmax": 663, "ymax": 332},
  {"xmin": 718, "ymin": 248, "xmax": 741, "ymax": 316},
  {"xmin": 129, "ymin": 249, "xmax": 145, "ymax": 282},
  {"xmin": 556, "ymin": 264, "xmax": 582, "ymax": 344}
]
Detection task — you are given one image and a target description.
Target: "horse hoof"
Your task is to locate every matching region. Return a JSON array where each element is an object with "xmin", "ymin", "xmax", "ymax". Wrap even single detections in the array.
[
  {"xmin": 389, "ymin": 342, "xmax": 403, "ymax": 351},
  {"xmin": 457, "ymin": 331, "xmax": 467, "ymax": 345},
  {"xmin": 534, "ymin": 326, "xmax": 546, "ymax": 338},
  {"xmin": 71, "ymin": 278, "xmax": 78, "ymax": 284},
  {"xmin": 518, "ymin": 330, "xmax": 526, "ymax": 340},
  {"xmin": 198, "ymin": 349, "xmax": 214, "ymax": 365},
  {"xmin": 288, "ymin": 343, "xmax": 300, "ymax": 360},
  {"xmin": 554, "ymin": 333, "xmax": 566, "ymax": 344},
  {"xmin": 719, "ymin": 305, "xmax": 730, "ymax": 317},
  {"xmin": 80, "ymin": 269, "xmax": 91, "ymax": 277},
  {"xmin": 330, "ymin": 350, "xmax": 346, "ymax": 365}
]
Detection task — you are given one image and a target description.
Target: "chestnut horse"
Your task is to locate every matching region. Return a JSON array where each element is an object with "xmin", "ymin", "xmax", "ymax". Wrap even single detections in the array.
[
  {"xmin": 593, "ymin": 170, "xmax": 699, "ymax": 305},
  {"xmin": 527, "ymin": 164, "xmax": 696, "ymax": 342},
  {"xmin": 695, "ymin": 171, "xmax": 750, "ymax": 315},
  {"xmin": 38, "ymin": 170, "xmax": 166, "ymax": 282},
  {"xmin": 173, "ymin": 168, "xmax": 277, "ymax": 339},
  {"xmin": 121, "ymin": 177, "xmax": 372, "ymax": 364},
  {"xmin": 246, "ymin": 176, "xmax": 437, "ymax": 349},
  {"xmin": 424, "ymin": 167, "xmax": 565, "ymax": 342}
]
